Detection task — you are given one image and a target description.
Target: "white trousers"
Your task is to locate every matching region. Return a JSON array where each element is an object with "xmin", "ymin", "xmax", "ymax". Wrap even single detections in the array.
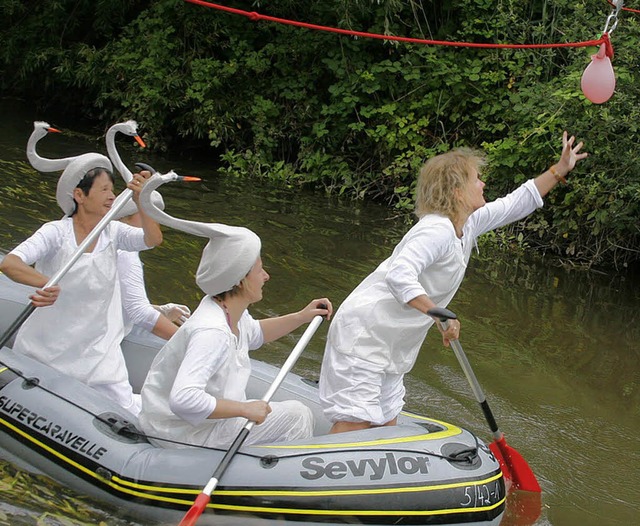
[
  {"xmin": 319, "ymin": 352, "xmax": 405, "ymax": 426},
  {"xmin": 192, "ymin": 400, "xmax": 314, "ymax": 449}
]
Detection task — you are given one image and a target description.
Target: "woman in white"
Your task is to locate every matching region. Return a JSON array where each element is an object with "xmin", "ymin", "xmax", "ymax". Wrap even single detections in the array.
[
  {"xmin": 319, "ymin": 131, "xmax": 588, "ymax": 434},
  {"xmin": 0, "ymin": 155, "xmax": 162, "ymax": 415},
  {"xmin": 138, "ymin": 175, "xmax": 332, "ymax": 448},
  {"xmin": 114, "ymin": 194, "xmax": 191, "ymax": 340}
]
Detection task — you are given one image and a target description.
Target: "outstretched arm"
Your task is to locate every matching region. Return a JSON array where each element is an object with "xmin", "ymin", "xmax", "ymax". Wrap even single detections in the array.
[{"xmin": 259, "ymin": 298, "xmax": 332, "ymax": 344}]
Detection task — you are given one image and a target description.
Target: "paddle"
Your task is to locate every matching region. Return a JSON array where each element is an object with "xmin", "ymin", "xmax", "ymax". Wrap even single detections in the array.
[
  {"xmin": 0, "ymin": 171, "xmax": 196, "ymax": 350},
  {"xmin": 178, "ymin": 313, "xmax": 326, "ymax": 526},
  {"xmin": 427, "ymin": 307, "xmax": 541, "ymax": 493}
]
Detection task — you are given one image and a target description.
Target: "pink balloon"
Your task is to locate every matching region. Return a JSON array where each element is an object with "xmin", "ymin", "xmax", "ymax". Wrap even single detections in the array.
[{"xmin": 581, "ymin": 44, "xmax": 616, "ymax": 104}]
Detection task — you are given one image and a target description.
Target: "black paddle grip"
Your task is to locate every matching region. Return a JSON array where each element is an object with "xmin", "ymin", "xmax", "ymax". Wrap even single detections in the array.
[
  {"xmin": 480, "ymin": 400, "xmax": 499, "ymax": 433},
  {"xmin": 134, "ymin": 162, "xmax": 157, "ymax": 174},
  {"xmin": 426, "ymin": 307, "xmax": 457, "ymax": 322}
]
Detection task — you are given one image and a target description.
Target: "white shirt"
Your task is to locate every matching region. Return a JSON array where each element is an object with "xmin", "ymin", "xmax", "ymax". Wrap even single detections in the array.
[
  {"xmin": 12, "ymin": 218, "xmax": 148, "ymax": 265},
  {"xmin": 140, "ymin": 296, "xmax": 264, "ymax": 443},
  {"xmin": 10, "ymin": 218, "xmax": 149, "ymax": 387},
  {"xmin": 117, "ymin": 250, "xmax": 160, "ymax": 335},
  {"xmin": 326, "ymin": 179, "xmax": 544, "ymax": 374}
]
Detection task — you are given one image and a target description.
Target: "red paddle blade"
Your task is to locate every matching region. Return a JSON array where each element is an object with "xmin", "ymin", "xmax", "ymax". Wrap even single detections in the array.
[
  {"xmin": 490, "ymin": 436, "xmax": 541, "ymax": 493},
  {"xmin": 501, "ymin": 490, "xmax": 543, "ymax": 526},
  {"xmin": 178, "ymin": 493, "xmax": 210, "ymax": 526},
  {"xmin": 489, "ymin": 441, "xmax": 512, "ymax": 486}
]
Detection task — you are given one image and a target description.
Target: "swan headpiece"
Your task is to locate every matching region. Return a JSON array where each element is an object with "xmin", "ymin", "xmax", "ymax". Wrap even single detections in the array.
[
  {"xmin": 26, "ymin": 121, "xmax": 114, "ymax": 216},
  {"xmin": 139, "ymin": 173, "xmax": 261, "ymax": 296},
  {"xmin": 55, "ymin": 154, "xmax": 114, "ymax": 216},
  {"xmin": 112, "ymin": 191, "xmax": 165, "ymax": 220}
]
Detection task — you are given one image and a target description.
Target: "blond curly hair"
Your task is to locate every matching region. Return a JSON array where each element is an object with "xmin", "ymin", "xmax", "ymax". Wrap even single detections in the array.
[{"xmin": 414, "ymin": 147, "xmax": 486, "ymax": 220}]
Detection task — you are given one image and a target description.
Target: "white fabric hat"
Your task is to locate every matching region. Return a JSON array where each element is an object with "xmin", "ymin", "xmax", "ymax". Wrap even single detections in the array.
[
  {"xmin": 194, "ymin": 226, "xmax": 261, "ymax": 296},
  {"xmin": 139, "ymin": 173, "xmax": 261, "ymax": 296},
  {"xmin": 55, "ymin": 153, "xmax": 114, "ymax": 216},
  {"xmin": 112, "ymin": 190, "xmax": 165, "ymax": 220}
]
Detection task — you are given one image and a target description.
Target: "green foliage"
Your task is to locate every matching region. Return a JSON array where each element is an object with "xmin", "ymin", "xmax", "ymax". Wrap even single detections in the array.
[{"xmin": 0, "ymin": 0, "xmax": 638, "ymax": 269}]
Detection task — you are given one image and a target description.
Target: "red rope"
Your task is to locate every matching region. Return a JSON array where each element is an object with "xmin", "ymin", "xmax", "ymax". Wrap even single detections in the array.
[
  {"xmin": 185, "ymin": 0, "xmax": 608, "ymax": 51},
  {"xmin": 606, "ymin": 0, "xmax": 640, "ymax": 14}
]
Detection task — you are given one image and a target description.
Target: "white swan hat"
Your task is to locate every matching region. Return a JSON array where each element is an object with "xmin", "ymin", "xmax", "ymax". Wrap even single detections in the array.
[
  {"xmin": 56, "ymin": 154, "xmax": 114, "ymax": 216},
  {"xmin": 139, "ymin": 173, "xmax": 261, "ymax": 296},
  {"xmin": 26, "ymin": 121, "xmax": 114, "ymax": 216},
  {"xmin": 112, "ymin": 191, "xmax": 165, "ymax": 220}
]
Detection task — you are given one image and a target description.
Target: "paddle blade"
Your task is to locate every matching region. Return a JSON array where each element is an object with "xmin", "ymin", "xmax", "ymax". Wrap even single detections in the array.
[
  {"xmin": 490, "ymin": 436, "xmax": 541, "ymax": 493},
  {"xmin": 178, "ymin": 493, "xmax": 210, "ymax": 526},
  {"xmin": 489, "ymin": 441, "xmax": 512, "ymax": 485},
  {"xmin": 501, "ymin": 490, "xmax": 543, "ymax": 526}
]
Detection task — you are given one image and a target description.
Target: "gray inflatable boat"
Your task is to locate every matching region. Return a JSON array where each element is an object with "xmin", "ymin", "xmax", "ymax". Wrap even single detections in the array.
[{"xmin": 0, "ymin": 274, "xmax": 505, "ymax": 525}]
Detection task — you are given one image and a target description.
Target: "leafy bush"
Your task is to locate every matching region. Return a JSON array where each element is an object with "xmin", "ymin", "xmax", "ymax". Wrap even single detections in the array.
[{"xmin": 0, "ymin": 0, "xmax": 638, "ymax": 269}]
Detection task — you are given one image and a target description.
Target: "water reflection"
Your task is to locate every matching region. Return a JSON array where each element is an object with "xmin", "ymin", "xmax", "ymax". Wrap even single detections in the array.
[{"xmin": 0, "ymin": 109, "xmax": 638, "ymax": 525}]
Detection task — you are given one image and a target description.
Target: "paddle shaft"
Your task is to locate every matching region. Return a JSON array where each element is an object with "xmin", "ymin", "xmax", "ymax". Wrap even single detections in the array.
[
  {"xmin": 202, "ymin": 314, "xmax": 323, "ymax": 494},
  {"xmin": 429, "ymin": 307, "xmax": 541, "ymax": 493},
  {"xmin": 179, "ymin": 314, "xmax": 324, "ymax": 525},
  {"xmin": 0, "ymin": 189, "xmax": 134, "ymax": 349},
  {"xmin": 447, "ymin": 334, "xmax": 542, "ymax": 492},
  {"xmin": 427, "ymin": 309, "xmax": 504, "ymax": 440},
  {"xmin": 447, "ymin": 335, "xmax": 501, "ymax": 440}
]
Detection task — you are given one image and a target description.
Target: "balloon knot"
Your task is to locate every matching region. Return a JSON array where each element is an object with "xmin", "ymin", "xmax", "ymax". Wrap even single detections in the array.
[
  {"xmin": 601, "ymin": 33, "xmax": 615, "ymax": 60},
  {"xmin": 248, "ymin": 11, "xmax": 260, "ymax": 21}
]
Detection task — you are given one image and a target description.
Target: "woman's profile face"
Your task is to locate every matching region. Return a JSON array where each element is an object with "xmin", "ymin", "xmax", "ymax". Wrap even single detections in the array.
[
  {"xmin": 459, "ymin": 169, "xmax": 486, "ymax": 213},
  {"xmin": 242, "ymin": 257, "xmax": 270, "ymax": 304}
]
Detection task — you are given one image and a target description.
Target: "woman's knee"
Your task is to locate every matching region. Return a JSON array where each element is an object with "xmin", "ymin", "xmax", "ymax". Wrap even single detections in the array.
[{"xmin": 285, "ymin": 402, "xmax": 314, "ymax": 438}]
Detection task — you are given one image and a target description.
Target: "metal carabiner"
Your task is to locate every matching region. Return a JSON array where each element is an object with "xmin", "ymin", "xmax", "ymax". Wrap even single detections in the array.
[{"xmin": 603, "ymin": 13, "xmax": 619, "ymax": 34}]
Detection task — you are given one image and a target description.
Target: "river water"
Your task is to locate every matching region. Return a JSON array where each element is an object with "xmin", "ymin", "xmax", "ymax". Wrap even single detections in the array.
[{"xmin": 0, "ymin": 102, "xmax": 638, "ymax": 526}]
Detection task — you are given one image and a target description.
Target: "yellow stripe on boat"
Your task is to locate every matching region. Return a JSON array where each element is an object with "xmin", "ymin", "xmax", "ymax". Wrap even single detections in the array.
[
  {"xmin": 207, "ymin": 497, "xmax": 506, "ymax": 517},
  {"xmin": 0, "ymin": 414, "xmax": 503, "ymax": 518},
  {"xmin": 258, "ymin": 413, "xmax": 461, "ymax": 449},
  {"xmin": 111, "ymin": 470, "xmax": 502, "ymax": 497}
]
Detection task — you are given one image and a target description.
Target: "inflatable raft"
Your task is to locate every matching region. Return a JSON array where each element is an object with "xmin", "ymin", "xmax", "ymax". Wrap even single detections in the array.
[{"xmin": 0, "ymin": 273, "xmax": 505, "ymax": 525}]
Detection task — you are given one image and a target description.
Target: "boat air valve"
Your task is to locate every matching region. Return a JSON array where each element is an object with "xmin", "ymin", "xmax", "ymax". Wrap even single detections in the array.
[
  {"xmin": 22, "ymin": 377, "xmax": 39, "ymax": 389},
  {"xmin": 94, "ymin": 412, "xmax": 147, "ymax": 443},
  {"xmin": 108, "ymin": 417, "xmax": 140, "ymax": 440},
  {"xmin": 260, "ymin": 455, "xmax": 279, "ymax": 469},
  {"xmin": 449, "ymin": 448, "xmax": 478, "ymax": 464},
  {"xmin": 441, "ymin": 443, "xmax": 481, "ymax": 470},
  {"xmin": 96, "ymin": 467, "xmax": 113, "ymax": 482}
]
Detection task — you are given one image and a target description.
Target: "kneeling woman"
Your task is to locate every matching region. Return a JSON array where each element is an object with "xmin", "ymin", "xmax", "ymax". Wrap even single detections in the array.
[{"xmin": 138, "ymin": 175, "xmax": 332, "ymax": 448}]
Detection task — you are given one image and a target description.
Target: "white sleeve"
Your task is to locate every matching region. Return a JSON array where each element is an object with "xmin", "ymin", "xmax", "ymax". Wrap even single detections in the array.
[
  {"xmin": 117, "ymin": 250, "xmax": 160, "ymax": 331},
  {"xmin": 242, "ymin": 311, "xmax": 265, "ymax": 351},
  {"xmin": 169, "ymin": 328, "xmax": 228, "ymax": 426},
  {"xmin": 10, "ymin": 222, "xmax": 64, "ymax": 265},
  {"xmin": 384, "ymin": 221, "xmax": 451, "ymax": 304},
  {"xmin": 467, "ymin": 179, "xmax": 543, "ymax": 238},
  {"xmin": 112, "ymin": 221, "xmax": 151, "ymax": 252}
]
